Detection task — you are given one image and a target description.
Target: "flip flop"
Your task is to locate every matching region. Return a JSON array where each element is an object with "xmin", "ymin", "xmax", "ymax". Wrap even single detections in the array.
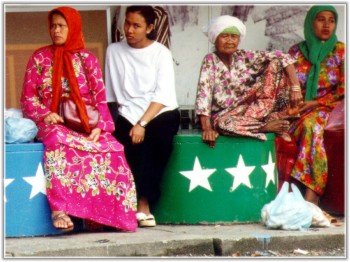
[
  {"xmin": 136, "ymin": 212, "xmax": 156, "ymax": 227},
  {"xmin": 52, "ymin": 212, "xmax": 74, "ymax": 232}
]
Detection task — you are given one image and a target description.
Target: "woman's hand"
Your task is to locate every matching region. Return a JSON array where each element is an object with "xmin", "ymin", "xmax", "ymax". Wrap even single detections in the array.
[
  {"xmin": 199, "ymin": 115, "xmax": 218, "ymax": 148},
  {"xmin": 285, "ymin": 65, "xmax": 303, "ymax": 107},
  {"xmin": 290, "ymin": 90, "xmax": 304, "ymax": 107},
  {"xmin": 87, "ymin": 128, "xmax": 101, "ymax": 142},
  {"xmin": 129, "ymin": 124, "xmax": 145, "ymax": 145},
  {"xmin": 44, "ymin": 112, "xmax": 64, "ymax": 125},
  {"xmin": 298, "ymin": 100, "xmax": 319, "ymax": 113},
  {"xmin": 202, "ymin": 129, "xmax": 219, "ymax": 148}
]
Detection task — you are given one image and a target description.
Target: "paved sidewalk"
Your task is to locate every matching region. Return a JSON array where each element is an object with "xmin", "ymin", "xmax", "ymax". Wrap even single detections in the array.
[{"xmin": 5, "ymin": 217, "xmax": 345, "ymax": 258}]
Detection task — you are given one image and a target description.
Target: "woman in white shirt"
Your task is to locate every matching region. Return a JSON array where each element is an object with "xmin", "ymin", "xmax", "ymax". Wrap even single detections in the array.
[{"xmin": 105, "ymin": 5, "xmax": 180, "ymax": 227}]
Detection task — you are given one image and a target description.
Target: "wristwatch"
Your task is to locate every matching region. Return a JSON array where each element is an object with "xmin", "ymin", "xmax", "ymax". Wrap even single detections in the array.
[{"xmin": 137, "ymin": 120, "xmax": 148, "ymax": 128}]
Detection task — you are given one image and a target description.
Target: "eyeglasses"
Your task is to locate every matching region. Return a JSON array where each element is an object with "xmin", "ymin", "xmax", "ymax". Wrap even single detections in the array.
[{"xmin": 50, "ymin": 23, "xmax": 68, "ymax": 30}]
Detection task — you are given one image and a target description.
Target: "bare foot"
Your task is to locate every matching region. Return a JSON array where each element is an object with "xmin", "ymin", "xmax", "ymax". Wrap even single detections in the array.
[
  {"xmin": 52, "ymin": 211, "xmax": 74, "ymax": 230},
  {"xmin": 304, "ymin": 188, "xmax": 320, "ymax": 206},
  {"xmin": 260, "ymin": 120, "xmax": 290, "ymax": 135}
]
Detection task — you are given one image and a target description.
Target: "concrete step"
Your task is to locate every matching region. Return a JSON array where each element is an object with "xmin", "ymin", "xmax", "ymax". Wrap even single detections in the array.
[{"xmin": 5, "ymin": 218, "xmax": 345, "ymax": 257}]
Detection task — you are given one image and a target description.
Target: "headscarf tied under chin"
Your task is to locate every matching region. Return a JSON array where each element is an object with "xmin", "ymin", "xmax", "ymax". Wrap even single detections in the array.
[
  {"xmin": 48, "ymin": 6, "xmax": 91, "ymax": 133},
  {"xmin": 202, "ymin": 15, "xmax": 246, "ymax": 44},
  {"xmin": 299, "ymin": 5, "xmax": 338, "ymax": 101}
]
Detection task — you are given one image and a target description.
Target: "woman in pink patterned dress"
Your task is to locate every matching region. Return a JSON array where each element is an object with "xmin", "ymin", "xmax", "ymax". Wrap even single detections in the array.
[
  {"xmin": 195, "ymin": 15, "xmax": 303, "ymax": 148},
  {"xmin": 288, "ymin": 5, "xmax": 344, "ymax": 206},
  {"xmin": 20, "ymin": 6, "xmax": 137, "ymax": 232}
]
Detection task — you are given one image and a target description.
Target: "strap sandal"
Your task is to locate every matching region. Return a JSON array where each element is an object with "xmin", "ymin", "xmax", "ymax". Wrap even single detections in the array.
[
  {"xmin": 136, "ymin": 212, "xmax": 156, "ymax": 227},
  {"xmin": 52, "ymin": 212, "xmax": 74, "ymax": 232}
]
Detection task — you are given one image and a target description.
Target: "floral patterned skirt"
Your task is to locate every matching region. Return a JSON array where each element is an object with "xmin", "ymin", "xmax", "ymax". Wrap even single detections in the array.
[
  {"xmin": 289, "ymin": 106, "xmax": 331, "ymax": 196},
  {"xmin": 38, "ymin": 124, "xmax": 138, "ymax": 232}
]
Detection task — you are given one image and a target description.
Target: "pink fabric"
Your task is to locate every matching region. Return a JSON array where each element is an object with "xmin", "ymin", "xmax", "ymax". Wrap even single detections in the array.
[
  {"xmin": 195, "ymin": 51, "xmax": 292, "ymax": 140},
  {"xmin": 21, "ymin": 46, "xmax": 137, "ymax": 232}
]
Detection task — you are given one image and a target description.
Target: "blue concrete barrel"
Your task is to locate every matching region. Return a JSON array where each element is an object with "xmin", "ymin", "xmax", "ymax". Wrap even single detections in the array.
[
  {"xmin": 153, "ymin": 130, "xmax": 278, "ymax": 224},
  {"xmin": 5, "ymin": 143, "xmax": 62, "ymax": 237}
]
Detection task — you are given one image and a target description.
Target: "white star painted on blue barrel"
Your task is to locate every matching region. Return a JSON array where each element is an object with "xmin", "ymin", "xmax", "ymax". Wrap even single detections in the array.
[
  {"xmin": 225, "ymin": 154, "xmax": 256, "ymax": 192},
  {"xmin": 4, "ymin": 178, "xmax": 14, "ymax": 202},
  {"xmin": 180, "ymin": 156, "xmax": 216, "ymax": 192},
  {"xmin": 23, "ymin": 162, "xmax": 46, "ymax": 199},
  {"xmin": 262, "ymin": 151, "xmax": 276, "ymax": 188}
]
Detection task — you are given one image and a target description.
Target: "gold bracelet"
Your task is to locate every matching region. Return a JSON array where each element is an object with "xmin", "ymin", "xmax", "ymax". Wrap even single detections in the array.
[{"xmin": 291, "ymin": 85, "xmax": 301, "ymax": 91}]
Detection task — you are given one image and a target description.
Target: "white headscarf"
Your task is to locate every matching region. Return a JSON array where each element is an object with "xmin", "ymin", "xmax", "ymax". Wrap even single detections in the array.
[{"xmin": 202, "ymin": 15, "xmax": 246, "ymax": 44}]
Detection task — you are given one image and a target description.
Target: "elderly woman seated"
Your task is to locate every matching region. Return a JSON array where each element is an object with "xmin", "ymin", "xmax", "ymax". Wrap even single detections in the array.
[{"xmin": 195, "ymin": 15, "xmax": 303, "ymax": 147}]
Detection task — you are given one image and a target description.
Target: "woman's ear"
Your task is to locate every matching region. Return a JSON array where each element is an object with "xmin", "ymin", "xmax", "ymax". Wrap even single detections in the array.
[{"xmin": 146, "ymin": 23, "xmax": 154, "ymax": 35}]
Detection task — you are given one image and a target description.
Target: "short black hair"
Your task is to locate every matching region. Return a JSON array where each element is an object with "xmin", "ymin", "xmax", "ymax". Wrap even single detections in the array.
[{"xmin": 126, "ymin": 5, "xmax": 156, "ymax": 40}]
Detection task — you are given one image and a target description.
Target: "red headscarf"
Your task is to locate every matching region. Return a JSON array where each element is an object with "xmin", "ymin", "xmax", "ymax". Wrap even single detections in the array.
[{"xmin": 48, "ymin": 6, "xmax": 91, "ymax": 133}]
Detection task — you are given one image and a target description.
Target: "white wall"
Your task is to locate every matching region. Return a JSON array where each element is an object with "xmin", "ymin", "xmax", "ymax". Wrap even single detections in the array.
[
  {"xmin": 167, "ymin": 4, "xmax": 346, "ymax": 108},
  {"xmin": 5, "ymin": 4, "xmax": 346, "ymax": 108}
]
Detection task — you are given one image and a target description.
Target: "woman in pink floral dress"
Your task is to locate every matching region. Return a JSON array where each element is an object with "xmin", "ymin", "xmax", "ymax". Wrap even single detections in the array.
[
  {"xmin": 288, "ymin": 5, "xmax": 344, "ymax": 206},
  {"xmin": 195, "ymin": 15, "xmax": 303, "ymax": 148},
  {"xmin": 21, "ymin": 6, "xmax": 137, "ymax": 232}
]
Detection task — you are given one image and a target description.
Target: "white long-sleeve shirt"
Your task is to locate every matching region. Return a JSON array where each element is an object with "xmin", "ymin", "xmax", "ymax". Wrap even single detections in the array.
[{"xmin": 105, "ymin": 41, "xmax": 178, "ymax": 125}]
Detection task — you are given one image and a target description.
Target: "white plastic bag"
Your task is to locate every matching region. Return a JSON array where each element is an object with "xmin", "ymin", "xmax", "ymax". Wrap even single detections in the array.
[
  {"xmin": 261, "ymin": 182, "xmax": 312, "ymax": 230},
  {"xmin": 306, "ymin": 202, "xmax": 331, "ymax": 228},
  {"xmin": 5, "ymin": 117, "xmax": 38, "ymax": 143},
  {"xmin": 5, "ymin": 108, "xmax": 23, "ymax": 119}
]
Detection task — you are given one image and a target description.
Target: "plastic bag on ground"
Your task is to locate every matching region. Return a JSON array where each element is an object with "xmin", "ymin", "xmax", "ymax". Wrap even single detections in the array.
[
  {"xmin": 306, "ymin": 202, "xmax": 331, "ymax": 228},
  {"xmin": 261, "ymin": 182, "xmax": 312, "ymax": 230}
]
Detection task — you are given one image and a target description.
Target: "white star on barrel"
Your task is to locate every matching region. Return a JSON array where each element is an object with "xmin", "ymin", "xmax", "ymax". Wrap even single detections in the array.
[
  {"xmin": 23, "ymin": 162, "xmax": 47, "ymax": 199},
  {"xmin": 225, "ymin": 154, "xmax": 256, "ymax": 192},
  {"xmin": 180, "ymin": 156, "xmax": 217, "ymax": 192},
  {"xmin": 262, "ymin": 151, "xmax": 276, "ymax": 188},
  {"xmin": 4, "ymin": 178, "xmax": 14, "ymax": 202}
]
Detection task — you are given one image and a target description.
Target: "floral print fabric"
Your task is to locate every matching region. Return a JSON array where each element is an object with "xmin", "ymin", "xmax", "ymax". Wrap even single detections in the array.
[
  {"xmin": 288, "ymin": 42, "xmax": 345, "ymax": 196},
  {"xmin": 195, "ymin": 49, "xmax": 295, "ymax": 140},
  {"xmin": 21, "ymin": 46, "xmax": 137, "ymax": 231}
]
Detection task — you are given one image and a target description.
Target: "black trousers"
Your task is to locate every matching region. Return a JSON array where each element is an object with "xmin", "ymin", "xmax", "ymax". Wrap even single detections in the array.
[{"xmin": 113, "ymin": 109, "xmax": 180, "ymax": 208}]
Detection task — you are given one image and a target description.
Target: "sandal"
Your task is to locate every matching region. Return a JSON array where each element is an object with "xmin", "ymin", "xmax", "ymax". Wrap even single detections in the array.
[
  {"xmin": 52, "ymin": 212, "xmax": 74, "ymax": 232},
  {"xmin": 322, "ymin": 211, "xmax": 338, "ymax": 224},
  {"xmin": 136, "ymin": 212, "xmax": 156, "ymax": 227}
]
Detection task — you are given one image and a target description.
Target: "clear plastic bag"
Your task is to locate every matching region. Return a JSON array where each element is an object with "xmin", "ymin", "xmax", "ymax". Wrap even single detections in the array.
[
  {"xmin": 261, "ymin": 182, "xmax": 312, "ymax": 230},
  {"xmin": 5, "ymin": 117, "xmax": 38, "ymax": 143}
]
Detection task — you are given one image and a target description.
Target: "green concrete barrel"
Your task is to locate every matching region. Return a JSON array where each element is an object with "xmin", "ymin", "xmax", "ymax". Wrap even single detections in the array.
[{"xmin": 153, "ymin": 130, "xmax": 277, "ymax": 224}]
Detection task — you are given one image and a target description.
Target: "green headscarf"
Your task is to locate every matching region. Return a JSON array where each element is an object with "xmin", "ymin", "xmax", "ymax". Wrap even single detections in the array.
[
  {"xmin": 221, "ymin": 26, "xmax": 241, "ymax": 36},
  {"xmin": 298, "ymin": 5, "xmax": 338, "ymax": 100}
]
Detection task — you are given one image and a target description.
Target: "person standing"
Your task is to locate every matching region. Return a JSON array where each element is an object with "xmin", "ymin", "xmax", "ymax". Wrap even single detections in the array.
[
  {"xmin": 105, "ymin": 5, "xmax": 180, "ymax": 227},
  {"xmin": 21, "ymin": 6, "xmax": 137, "ymax": 232}
]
